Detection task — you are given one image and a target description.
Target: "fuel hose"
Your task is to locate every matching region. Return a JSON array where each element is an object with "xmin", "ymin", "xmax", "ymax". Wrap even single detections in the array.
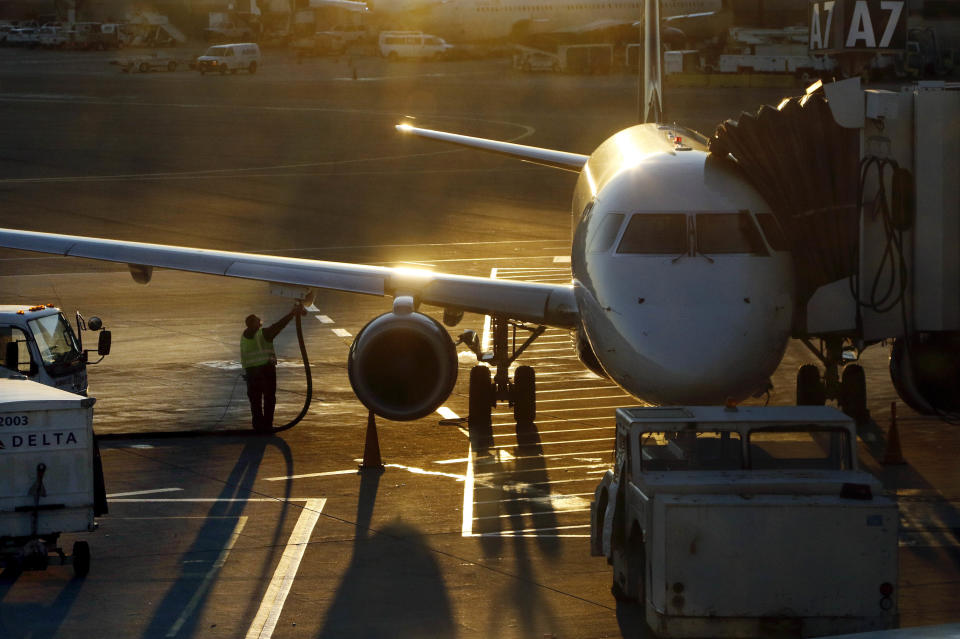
[{"xmin": 271, "ymin": 309, "xmax": 311, "ymax": 433}]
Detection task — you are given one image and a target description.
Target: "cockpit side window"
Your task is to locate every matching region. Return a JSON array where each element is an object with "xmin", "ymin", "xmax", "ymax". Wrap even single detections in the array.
[
  {"xmin": 616, "ymin": 213, "xmax": 687, "ymax": 254},
  {"xmin": 755, "ymin": 213, "xmax": 790, "ymax": 251},
  {"xmin": 695, "ymin": 212, "xmax": 767, "ymax": 255},
  {"xmin": 588, "ymin": 213, "xmax": 625, "ymax": 253}
]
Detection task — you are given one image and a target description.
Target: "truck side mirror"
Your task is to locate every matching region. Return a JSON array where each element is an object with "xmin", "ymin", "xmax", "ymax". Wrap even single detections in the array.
[
  {"xmin": 98, "ymin": 330, "xmax": 112, "ymax": 356},
  {"xmin": 4, "ymin": 342, "xmax": 17, "ymax": 370}
]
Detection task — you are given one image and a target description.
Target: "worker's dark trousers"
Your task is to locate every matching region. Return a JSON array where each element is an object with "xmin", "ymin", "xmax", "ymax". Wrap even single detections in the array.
[{"xmin": 245, "ymin": 364, "xmax": 277, "ymax": 433}]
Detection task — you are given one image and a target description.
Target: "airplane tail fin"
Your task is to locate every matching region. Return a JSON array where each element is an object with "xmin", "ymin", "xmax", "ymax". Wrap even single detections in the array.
[{"xmin": 641, "ymin": 0, "xmax": 663, "ymax": 123}]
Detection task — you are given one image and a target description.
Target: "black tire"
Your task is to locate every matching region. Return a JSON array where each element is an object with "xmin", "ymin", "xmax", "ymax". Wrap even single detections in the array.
[
  {"xmin": 840, "ymin": 364, "xmax": 868, "ymax": 421},
  {"xmin": 167, "ymin": 61, "xmax": 176, "ymax": 72},
  {"xmin": 138, "ymin": 62, "xmax": 149, "ymax": 73},
  {"xmin": 468, "ymin": 365, "xmax": 493, "ymax": 431},
  {"xmin": 73, "ymin": 541, "xmax": 90, "ymax": 577},
  {"xmin": 248, "ymin": 61, "xmax": 257, "ymax": 74},
  {"xmin": 796, "ymin": 364, "xmax": 826, "ymax": 405},
  {"xmin": 513, "ymin": 365, "xmax": 535, "ymax": 423}
]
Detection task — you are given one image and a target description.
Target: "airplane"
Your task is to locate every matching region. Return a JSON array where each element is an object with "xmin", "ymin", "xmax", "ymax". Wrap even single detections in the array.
[
  {"xmin": 371, "ymin": 0, "xmax": 723, "ymax": 44},
  {"xmin": 0, "ymin": 118, "xmax": 795, "ymax": 427}
]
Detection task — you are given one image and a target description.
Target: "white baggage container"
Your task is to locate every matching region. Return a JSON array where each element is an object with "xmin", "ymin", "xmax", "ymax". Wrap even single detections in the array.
[{"xmin": 0, "ymin": 378, "xmax": 98, "ymax": 574}]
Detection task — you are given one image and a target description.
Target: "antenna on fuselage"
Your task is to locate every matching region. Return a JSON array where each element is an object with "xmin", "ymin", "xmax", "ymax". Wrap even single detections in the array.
[{"xmin": 638, "ymin": 0, "xmax": 663, "ymax": 123}]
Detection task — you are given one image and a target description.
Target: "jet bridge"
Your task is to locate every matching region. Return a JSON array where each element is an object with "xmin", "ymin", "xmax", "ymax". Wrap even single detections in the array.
[{"xmin": 709, "ymin": 78, "xmax": 960, "ymax": 418}]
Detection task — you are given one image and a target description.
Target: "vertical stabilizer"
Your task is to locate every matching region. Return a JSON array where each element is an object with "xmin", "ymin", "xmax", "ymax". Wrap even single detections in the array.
[{"xmin": 642, "ymin": 0, "xmax": 663, "ymax": 123}]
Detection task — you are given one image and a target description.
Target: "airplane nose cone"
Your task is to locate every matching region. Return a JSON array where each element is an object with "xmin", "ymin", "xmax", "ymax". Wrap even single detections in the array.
[{"xmin": 577, "ymin": 268, "xmax": 793, "ymax": 405}]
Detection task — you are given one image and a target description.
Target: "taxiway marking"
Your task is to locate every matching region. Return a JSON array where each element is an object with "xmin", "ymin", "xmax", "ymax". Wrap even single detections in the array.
[
  {"xmin": 107, "ymin": 487, "xmax": 183, "ymax": 498},
  {"xmin": 167, "ymin": 516, "xmax": 248, "ymax": 637},
  {"xmin": 331, "ymin": 328, "xmax": 352, "ymax": 338},
  {"xmin": 463, "ymin": 439, "xmax": 476, "ymax": 537},
  {"xmin": 315, "ymin": 314, "xmax": 334, "ymax": 324},
  {"xmin": 245, "ymin": 498, "xmax": 326, "ymax": 639}
]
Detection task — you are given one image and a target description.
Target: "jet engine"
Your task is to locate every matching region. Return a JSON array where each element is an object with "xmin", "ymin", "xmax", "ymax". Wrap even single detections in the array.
[
  {"xmin": 348, "ymin": 311, "xmax": 458, "ymax": 421},
  {"xmin": 889, "ymin": 332, "xmax": 960, "ymax": 416}
]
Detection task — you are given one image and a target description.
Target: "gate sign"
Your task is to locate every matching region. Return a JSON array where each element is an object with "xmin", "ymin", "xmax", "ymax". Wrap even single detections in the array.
[{"xmin": 809, "ymin": 0, "xmax": 907, "ymax": 53}]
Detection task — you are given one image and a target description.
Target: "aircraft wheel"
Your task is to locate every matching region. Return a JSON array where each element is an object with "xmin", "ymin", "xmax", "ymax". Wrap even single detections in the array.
[
  {"xmin": 796, "ymin": 364, "xmax": 826, "ymax": 405},
  {"xmin": 72, "ymin": 541, "xmax": 90, "ymax": 578},
  {"xmin": 840, "ymin": 364, "xmax": 868, "ymax": 421},
  {"xmin": 468, "ymin": 365, "xmax": 493, "ymax": 433},
  {"xmin": 512, "ymin": 365, "xmax": 535, "ymax": 423}
]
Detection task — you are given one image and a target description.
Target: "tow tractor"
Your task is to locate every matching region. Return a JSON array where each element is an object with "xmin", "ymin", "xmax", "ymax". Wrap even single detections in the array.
[
  {"xmin": 591, "ymin": 405, "xmax": 898, "ymax": 637},
  {"xmin": 0, "ymin": 304, "xmax": 111, "ymax": 395}
]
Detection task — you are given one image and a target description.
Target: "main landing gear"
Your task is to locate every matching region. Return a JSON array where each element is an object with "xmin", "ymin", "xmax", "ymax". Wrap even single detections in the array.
[
  {"xmin": 796, "ymin": 336, "xmax": 869, "ymax": 423},
  {"xmin": 460, "ymin": 315, "xmax": 545, "ymax": 448}
]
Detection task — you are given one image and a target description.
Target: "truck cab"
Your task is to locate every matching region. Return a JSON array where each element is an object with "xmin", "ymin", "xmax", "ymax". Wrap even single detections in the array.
[
  {"xmin": 0, "ymin": 305, "xmax": 110, "ymax": 395},
  {"xmin": 591, "ymin": 405, "xmax": 898, "ymax": 637}
]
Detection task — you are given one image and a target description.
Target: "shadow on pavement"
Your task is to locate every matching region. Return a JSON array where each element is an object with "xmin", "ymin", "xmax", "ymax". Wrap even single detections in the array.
[
  {"xmin": 0, "ymin": 570, "xmax": 85, "ymax": 639},
  {"xmin": 317, "ymin": 469, "xmax": 455, "ymax": 638}
]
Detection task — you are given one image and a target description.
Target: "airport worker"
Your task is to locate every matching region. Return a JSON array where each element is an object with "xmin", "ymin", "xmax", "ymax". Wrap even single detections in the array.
[{"xmin": 241, "ymin": 303, "xmax": 304, "ymax": 433}]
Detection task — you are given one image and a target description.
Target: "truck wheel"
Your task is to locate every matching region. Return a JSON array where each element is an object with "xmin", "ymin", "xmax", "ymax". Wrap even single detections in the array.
[
  {"xmin": 72, "ymin": 541, "xmax": 90, "ymax": 577},
  {"xmin": 796, "ymin": 364, "xmax": 826, "ymax": 405},
  {"xmin": 513, "ymin": 365, "xmax": 535, "ymax": 423},
  {"xmin": 840, "ymin": 364, "xmax": 868, "ymax": 422},
  {"xmin": 167, "ymin": 61, "xmax": 176, "ymax": 72},
  {"xmin": 248, "ymin": 61, "xmax": 257, "ymax": 74},
  {"xmin": 138, "ymin": 62, "xmax": 149, "ymax": 73},
  {"xmin": 612, "ymin": 527, "xmax": 645, "ymax": 602}
]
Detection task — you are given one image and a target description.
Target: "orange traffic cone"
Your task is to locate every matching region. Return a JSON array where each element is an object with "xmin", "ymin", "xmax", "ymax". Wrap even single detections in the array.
[
  {"xmin": 882, "ymin": 402, "xmax": 906, "ymax": 465},
  {"xmin": 359, "ymin": 410, "xmax": 385, "ymax": 471}
]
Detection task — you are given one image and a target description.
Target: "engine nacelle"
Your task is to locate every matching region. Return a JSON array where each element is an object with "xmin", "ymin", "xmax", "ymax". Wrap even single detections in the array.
[
  {"xmin": 348, "ymin": 311, "xmax": 458, "ymax": 421},
  {"xmin": 889, "ymin": 332, "xmax": 960, "ymax": 416}
]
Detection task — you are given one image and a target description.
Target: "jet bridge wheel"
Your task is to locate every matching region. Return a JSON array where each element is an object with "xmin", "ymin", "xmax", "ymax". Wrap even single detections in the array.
[
  {"xmin": 796, "ymin": 364, "xmax": 826, "ymax": 406},
  {"xmin": 512, "ymin": 365, "xmax": 536, "ymax": 423}
]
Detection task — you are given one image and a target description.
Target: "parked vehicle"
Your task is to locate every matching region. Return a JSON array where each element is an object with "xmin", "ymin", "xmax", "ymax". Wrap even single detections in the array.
[
  {"xmin": 378, "ymin": 31, "xmax": 453, "ymax": 60},
  {"xmin": 591, "ymin": 405, "xmax": 898, "ymax": 638},
  {"xmin": 196, "ymin": 43, "xmax": 261, "ymax": 75},
  {"xmin": 6, "ymin": 27, "xmax": 39, "ymax": 48},
  {"xmin": 37, "ymin": 25, "xmax": 68, "ymax": 48}
]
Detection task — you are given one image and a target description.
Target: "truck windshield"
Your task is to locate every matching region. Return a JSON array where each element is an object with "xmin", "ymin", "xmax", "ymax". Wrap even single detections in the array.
[
  {"xmin": 27, "ymin": 313, "xmax": 83, "ymax": 375},
  {"xmin": 748, "ymin": 427, "xmax": 852, "ymax": 470},
  {"xmin": 641, "ymin": 430, "xmax": 742, "ymax": 470}
]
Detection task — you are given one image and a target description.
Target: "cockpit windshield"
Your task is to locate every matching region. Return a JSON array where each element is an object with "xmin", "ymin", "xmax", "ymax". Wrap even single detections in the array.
[
  {"xmin": 616, "ymin": 214, "xmax": 687, "ymax": 254},
  {"xmin": 696, "ymin": 212, "xmax": 767, "ymax": 254},
  {"xmin": 27, "ymin": 313, "xmax": 83, "ymax": 375}
]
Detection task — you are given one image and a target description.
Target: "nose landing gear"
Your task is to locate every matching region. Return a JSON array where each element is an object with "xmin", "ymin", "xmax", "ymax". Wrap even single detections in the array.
[
  {"xmin": 461, "ymin": 314, "xmax": 545, "ymax": 449},
  {"xmin": 796, "ymin": 336, "xmax": 869, "ymax": 423}
]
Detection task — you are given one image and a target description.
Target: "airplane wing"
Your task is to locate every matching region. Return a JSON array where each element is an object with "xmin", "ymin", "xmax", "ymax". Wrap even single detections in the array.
[
  {"xmin": 0, "ymin": 228, "xmax": 578, "ymax": 328},
  {"xmin": 397, "ymin": 124, "xmax": 588, "ymax": 172}
]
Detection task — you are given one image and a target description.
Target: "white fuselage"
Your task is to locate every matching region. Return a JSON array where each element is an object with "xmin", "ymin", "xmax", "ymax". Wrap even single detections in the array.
[
  {"xmin": 570, "ymin": 124, "xmax": 794, "ymax": 404},
  {"xmin": 373, "ymin": 0, "xmax": 721, "ymax": 43}
]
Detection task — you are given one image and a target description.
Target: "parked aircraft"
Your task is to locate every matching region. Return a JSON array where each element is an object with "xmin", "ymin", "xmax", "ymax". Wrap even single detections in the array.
[{"xmin": 371, "ymin": 0, "xmax": 722, "ymax": 43}]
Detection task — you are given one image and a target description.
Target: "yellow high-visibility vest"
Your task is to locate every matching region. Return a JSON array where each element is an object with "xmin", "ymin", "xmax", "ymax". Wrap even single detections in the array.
[{"xmin": 240, "ymin": 329, "xmax": 275, "ymax": 369}]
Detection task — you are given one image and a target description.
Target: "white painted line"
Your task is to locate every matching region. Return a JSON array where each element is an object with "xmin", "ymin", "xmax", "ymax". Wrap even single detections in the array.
[
  {"xmin": 462, "ymin": 439, "xmax": 475, "ymax": 537},
  {"xmin": 315, "ymin": 314, "xmax": 334, "ymax": 324},
  {"xmin": 433, "ymin": 457, "xmax": 469, "ymax": 465},
  {"xmin": 304, "ymin": 304, "xmax": 319, "ymax": 313},
  {"xmin": 436, "ymin": 406, "xmax": 459, "ymax": 420},
  {"xmin": 331, "ymin": 328, "xmax": 351, "ymax": 337},
  {"xmin": 245, "ymin": 498, "xmax": 325, "ymax": 639},
  {"xmin": 264, "ymin": 469, "xmax": 358, "ymax": 481},
  {"xmin": 107, "ymin": 487, "xmax": 183, "ymax": 498},
  {"xmin": 552, "ymin": 256, "xmax": 571, "ymax": 263},
  {"xmin": 491, "ymin": 437, "xmax": 612, "ymax": 449},
  {"xmin": 474, "ymin": 507, "xmax": 591, "ymax": 521},
  {"xmin": 471, "ymin": 524, "xmax": 590, "ymax": 536},
  {"xmin": 167, "ymin": 516, "xmax": 248, "ymax": 637}
]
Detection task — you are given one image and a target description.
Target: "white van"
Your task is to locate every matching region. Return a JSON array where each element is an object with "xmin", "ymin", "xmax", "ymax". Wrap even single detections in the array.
[
  {"xmin": 378, "ymin": 31, "xmax": 453, "ymax": 61},
  {"xmin": 197, "ymin": 43, "xmax": 261, "ymax": 75}
]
